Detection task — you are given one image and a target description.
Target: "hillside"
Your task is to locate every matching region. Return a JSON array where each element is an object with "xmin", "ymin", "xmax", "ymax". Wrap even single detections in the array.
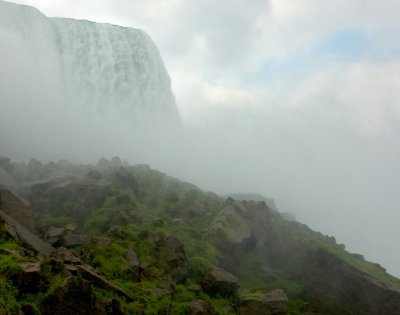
[{"xmin": 1, "ymin": 156, "xmax": 400, "ymax": 314}]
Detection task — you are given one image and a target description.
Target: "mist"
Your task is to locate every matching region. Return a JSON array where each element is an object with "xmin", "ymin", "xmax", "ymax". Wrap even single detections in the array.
[{"xmin": 1, "ymin": 0, "xmax": 400, "ymax": 279}]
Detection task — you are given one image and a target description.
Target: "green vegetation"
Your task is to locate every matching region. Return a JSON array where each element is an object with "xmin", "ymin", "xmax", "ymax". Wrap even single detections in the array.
[
  {"xmin": 2, "ymin": 162, "xmax": 400, "ymax": 314},
  {"xmin": 0, "ymin": 276, "xmax": 20, "ymax": 314}
]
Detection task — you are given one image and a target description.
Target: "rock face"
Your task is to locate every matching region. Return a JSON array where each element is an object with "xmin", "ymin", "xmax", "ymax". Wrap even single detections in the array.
[
  {"xmin": 211, "ymin": 200, "xmax": 271, "ymax": 270},
  {"xmin": 63, "ymin": 234, "xmax": 92, "ymax": 248},
  {"xmin": 17, "ymin": 262, "xmax": 46, "ymax": 295},
  {"xmin": 0, "ymin": 190, "xmax": 36, "ymax": 232},
  {"xmin": 41, "ymin": 276, "xmax": 104, "ymax": 315},
  {"xmin": 126, "ymin": 248, "xmax": 140, "ymax": 280},
  {"xmin": 30, "ymin": 176, "xmax": 113, "ymax": 228},
  {"xmin": 268, "ymin": 225, "xmax": 400, "ymax": 315},
  {"xmin": 76, "ymin": 265, "xmax": 133, "ymax": 301},
  {"xmin": 115, "ymin": 167, "xmax": 139, "ymax": 195},
  {"xmin": 240, "ymin": 289, "xmax": 289, "ymax": 315},
  {"xmin": 0, "ymin": 210, "xmax": 54, "ymax": 256},
  {"xmin": 187, "ymin": 300, "xmax": 216, "ymax": 315},
  {"xmin": 162, "ymin": 236, "xmax": 189, "ymax": 283},
  {"xmin": 201, "ymin": 266, "xmax": 240, "ymax": 298},
  {"xmin": 146, "ymin": 233, "xmax": 189, "ymax": 283}
]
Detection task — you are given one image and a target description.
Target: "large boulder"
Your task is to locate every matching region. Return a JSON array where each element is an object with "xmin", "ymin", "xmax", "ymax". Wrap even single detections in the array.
[
  {"xmin": 16, "ymin": 262, "xmax": 47, "ymax": 295},
  {"xmin": 187, "ymin": 300, "xmax": 216, "ymax": 315},
  {"xmin": 0, "ymin": 210, "xmax": 54, "ymax": 256},
  {"xmin": 62, "ymin": 234, "xmax": 91, "ymax": 248},
  {"xmin": 126, "ymin": 247, "xmax": 140, "ymax": 280},
  {"xmin": 210, "ymin": 200, "xmax": 271, "ymax": 270},
  {"xmin": 201, "ymin": 266, "xmax": 240, "ymax": 298},
  {"xmin": 145, "ymin": 233, "xmax": 189, "ymax": 283},
  {"xmin": 115, "ymin": 167, "xmax": 139, "ymax": 194},
  {"xmin": 46, "ymin": 226, "xmax": 66, "ymax": 239},
  {"xmin": 41, "ymin": 276, "xmax": 104, "ymax": 315},
  {"xmin": 77, "ymin": 265, "xmax": 132, "ymax": 301},
  {"xmin": 240, "ymin": 289, "xmax": 289, "ymax": 315},
  {"xmin": 163, "ymin": 236, "xmax": 189, "ymax": 283}
]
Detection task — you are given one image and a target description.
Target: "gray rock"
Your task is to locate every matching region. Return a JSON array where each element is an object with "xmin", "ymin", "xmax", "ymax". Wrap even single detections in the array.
[
  {"xmin": 77, "ymin": 265, "xmax": 132, "ymax": 301},
  {"xmin": 126, "ymin": 248, "xmax": 139, "ymax": 268},
  {"xmin": 187, "ymin": 300, "xmax": 215, "ymax": 315},
  {"xmin": 54, "ymin": 247, "xmax": 81, "ymax": 264},
  {"xmin": 47, "ymin": 226, "xmax": 66, "ymax": 238},
  {"xmin": 201, "ymin": 266, "xmax": 240, "ymax": 298},
  {"xmin": 63, "ymin": 234, "xmax": 91, "ymax": 247},
  {"xmin": 18, "ymin": 262, "xmax": 45, "ymax": 294},
  {"xmin": 240, "ymin": 289, "xmax": 289, "ymax": 315},
  {"xmin": 41, "ymin": 276, "xmax": 104, "ymax": 315},
  {"xmin": 0, "ymin": 210, "xmax": 54, "ymax": 256},
  {"xmin": 144, "ymin": 288, "xmax": 171, "ymax": 298},
  {"xmin": 95, "ymin": 236, "xmax": 112, "ymax": 247}
]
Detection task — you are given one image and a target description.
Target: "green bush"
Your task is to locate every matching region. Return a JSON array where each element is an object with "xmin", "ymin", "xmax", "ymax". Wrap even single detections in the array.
[{"xmin": 0, "ymin": 276, "xmax": 20, "ymax": 314}]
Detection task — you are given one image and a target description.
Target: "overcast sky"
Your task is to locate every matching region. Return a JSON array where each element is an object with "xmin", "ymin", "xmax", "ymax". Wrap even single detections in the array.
[{"xmin": 5, "ymin": 0, "xmax": 400, "ymax": 277}]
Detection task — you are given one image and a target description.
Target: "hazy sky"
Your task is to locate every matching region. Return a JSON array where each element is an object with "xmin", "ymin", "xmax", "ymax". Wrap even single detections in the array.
[{"xmin": 5, "ymin": 0, "xmax": 400, "ymax": 277}]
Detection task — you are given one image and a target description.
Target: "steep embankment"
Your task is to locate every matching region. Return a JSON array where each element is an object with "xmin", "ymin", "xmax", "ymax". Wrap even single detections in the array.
[{"xmin": 1, "ymin": 157, "xmax": 400, "ymax": 314}]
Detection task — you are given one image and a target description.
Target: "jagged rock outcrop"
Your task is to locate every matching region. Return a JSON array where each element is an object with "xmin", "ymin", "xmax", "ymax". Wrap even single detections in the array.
[
  {"xmin": 126, "ymin": 248, "xmax": 140, "ymax": 280},
  {"xmin": 239, "ymin": 289, "xmax": 289, "ymax": 315},
  {"xmin": 17, "ymin": 262, "xmax": 46, "ymax": 295},
  {"xmin": 0, "ymin": 210, "xmax": 54, "ymax": 256},
  {"xmin": 62, "ymin": 234, "xmax": 92, "ymax": 248},
  {"xmin": 0, "ymin": 190, "xmax": 36, "ymax": 232},
  {"xmin": 201, "ymin": 266, "xmax": 240, "ymax": 298},
  {"xmin": 267, "ymin": 225, "xmax": 400, "ymax": 315},
  {"xmin": 76, "ymin": 265, "xmax": 133, "ymax": 301},
  {"xmin": 115, "ymin": 167, "xmax": 139, "ymax": 195},
  {"xmin": 30, "ymin": 176, "xmax": 112, "ymax": 228},
  {"xmin": 41, "ymin": 276, "xmax": 105, "ymax": 315},
  {"xmin": 146, "ymin": 232, "xmax": 189, "ymax": 283},
  {"xmin": 187, "ymin": 300, "xmax": 216, "ymax": 315},
  {"xmin": 211, "ymin": 200, "xmax": 271, "ymax": 270}
]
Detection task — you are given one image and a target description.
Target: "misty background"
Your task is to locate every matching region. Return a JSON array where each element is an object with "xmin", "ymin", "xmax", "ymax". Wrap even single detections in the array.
[{"xmin": 1, "ymin": 0, "xmax": 400, "ymax": 278}]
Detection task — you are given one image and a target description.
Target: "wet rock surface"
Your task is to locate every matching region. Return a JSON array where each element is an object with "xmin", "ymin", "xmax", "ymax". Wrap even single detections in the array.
[
  {"xmin": 187, "ymin": 300, "xmax": 216, "ymax": 315},
  {"xmin": 41, "ymin": 276, "xmax": 104, "ymax": 315},
  {"xmin": 240, "ymin": 289, "xmax": 289, "ymax": 315},
  {"xmin": 201, "ymin": 266, "xmax": 240, "ymax": 298},
  {"xmin": 0, "ymin": 210, "xmax": 54, "ymax": 256}
]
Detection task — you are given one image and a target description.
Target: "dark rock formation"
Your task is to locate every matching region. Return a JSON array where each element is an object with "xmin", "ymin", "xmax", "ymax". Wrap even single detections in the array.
[
  {"xmin": 115, "ymin": 167, "xmax": 139, "ymax": 194},
  {"xmin": 162, "ymin": 236, "xmax": 189, "ymax": 283},
  {"xmin": 201, "ymin": 266, "xmax": 240, "ymax": 298},
  {"xmin": 187, "ymin": 300, "xmax": 216, "ymax": 315},
  {"xmin": 53, "ymin": 247, "xmax": 81, "ymax": 265},
  {"xmin": 126, "ymin": 248, "xmax": 140, "ymax": 280},
  {"xmin": 0, "ymin": 190, "xmax": 36, "ymax": 232},
  {"xmin": 30, "ymin": 176, "xmax": 112, "ymax": 228},
  {"xmin": 0, "ymin": 210, "xmax": 54, "ymax": 256},
  {"xmin": 146, "ymin": 233, "xmax": 189, "ymax": 283},
  {"xmin": 77, "ymin": 265, "xmax": 133, "ymax": 301},
  {"xmin": 41, "ymin": 276, "xmax": 104, "ymax": 315},
  {"xmin": 63, "ymin": 234, "xmax": 91, "ymax": 248},
  {"xmin": 240, "ymin": 289, "xmax": 289, "ymax": 315},
  {"xmin": 211, "ymin": 200, "xmax": 271, "ymax": 270},
  {"xmin": 17, "ymin": 262, "xmax": 46, "ymax": 295},
  {"xmin": 267, "ymin": 228, "xmax": 400, "ymax": 315},
  {"xmin": 46, "ymin": 226, "xmax": 66, "ymax": 239}
]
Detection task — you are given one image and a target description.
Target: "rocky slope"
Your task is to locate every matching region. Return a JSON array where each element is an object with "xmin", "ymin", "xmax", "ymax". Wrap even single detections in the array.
[{"xmin": 1, "ymin": 156, "xmax": 400, "ymax": 314}]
